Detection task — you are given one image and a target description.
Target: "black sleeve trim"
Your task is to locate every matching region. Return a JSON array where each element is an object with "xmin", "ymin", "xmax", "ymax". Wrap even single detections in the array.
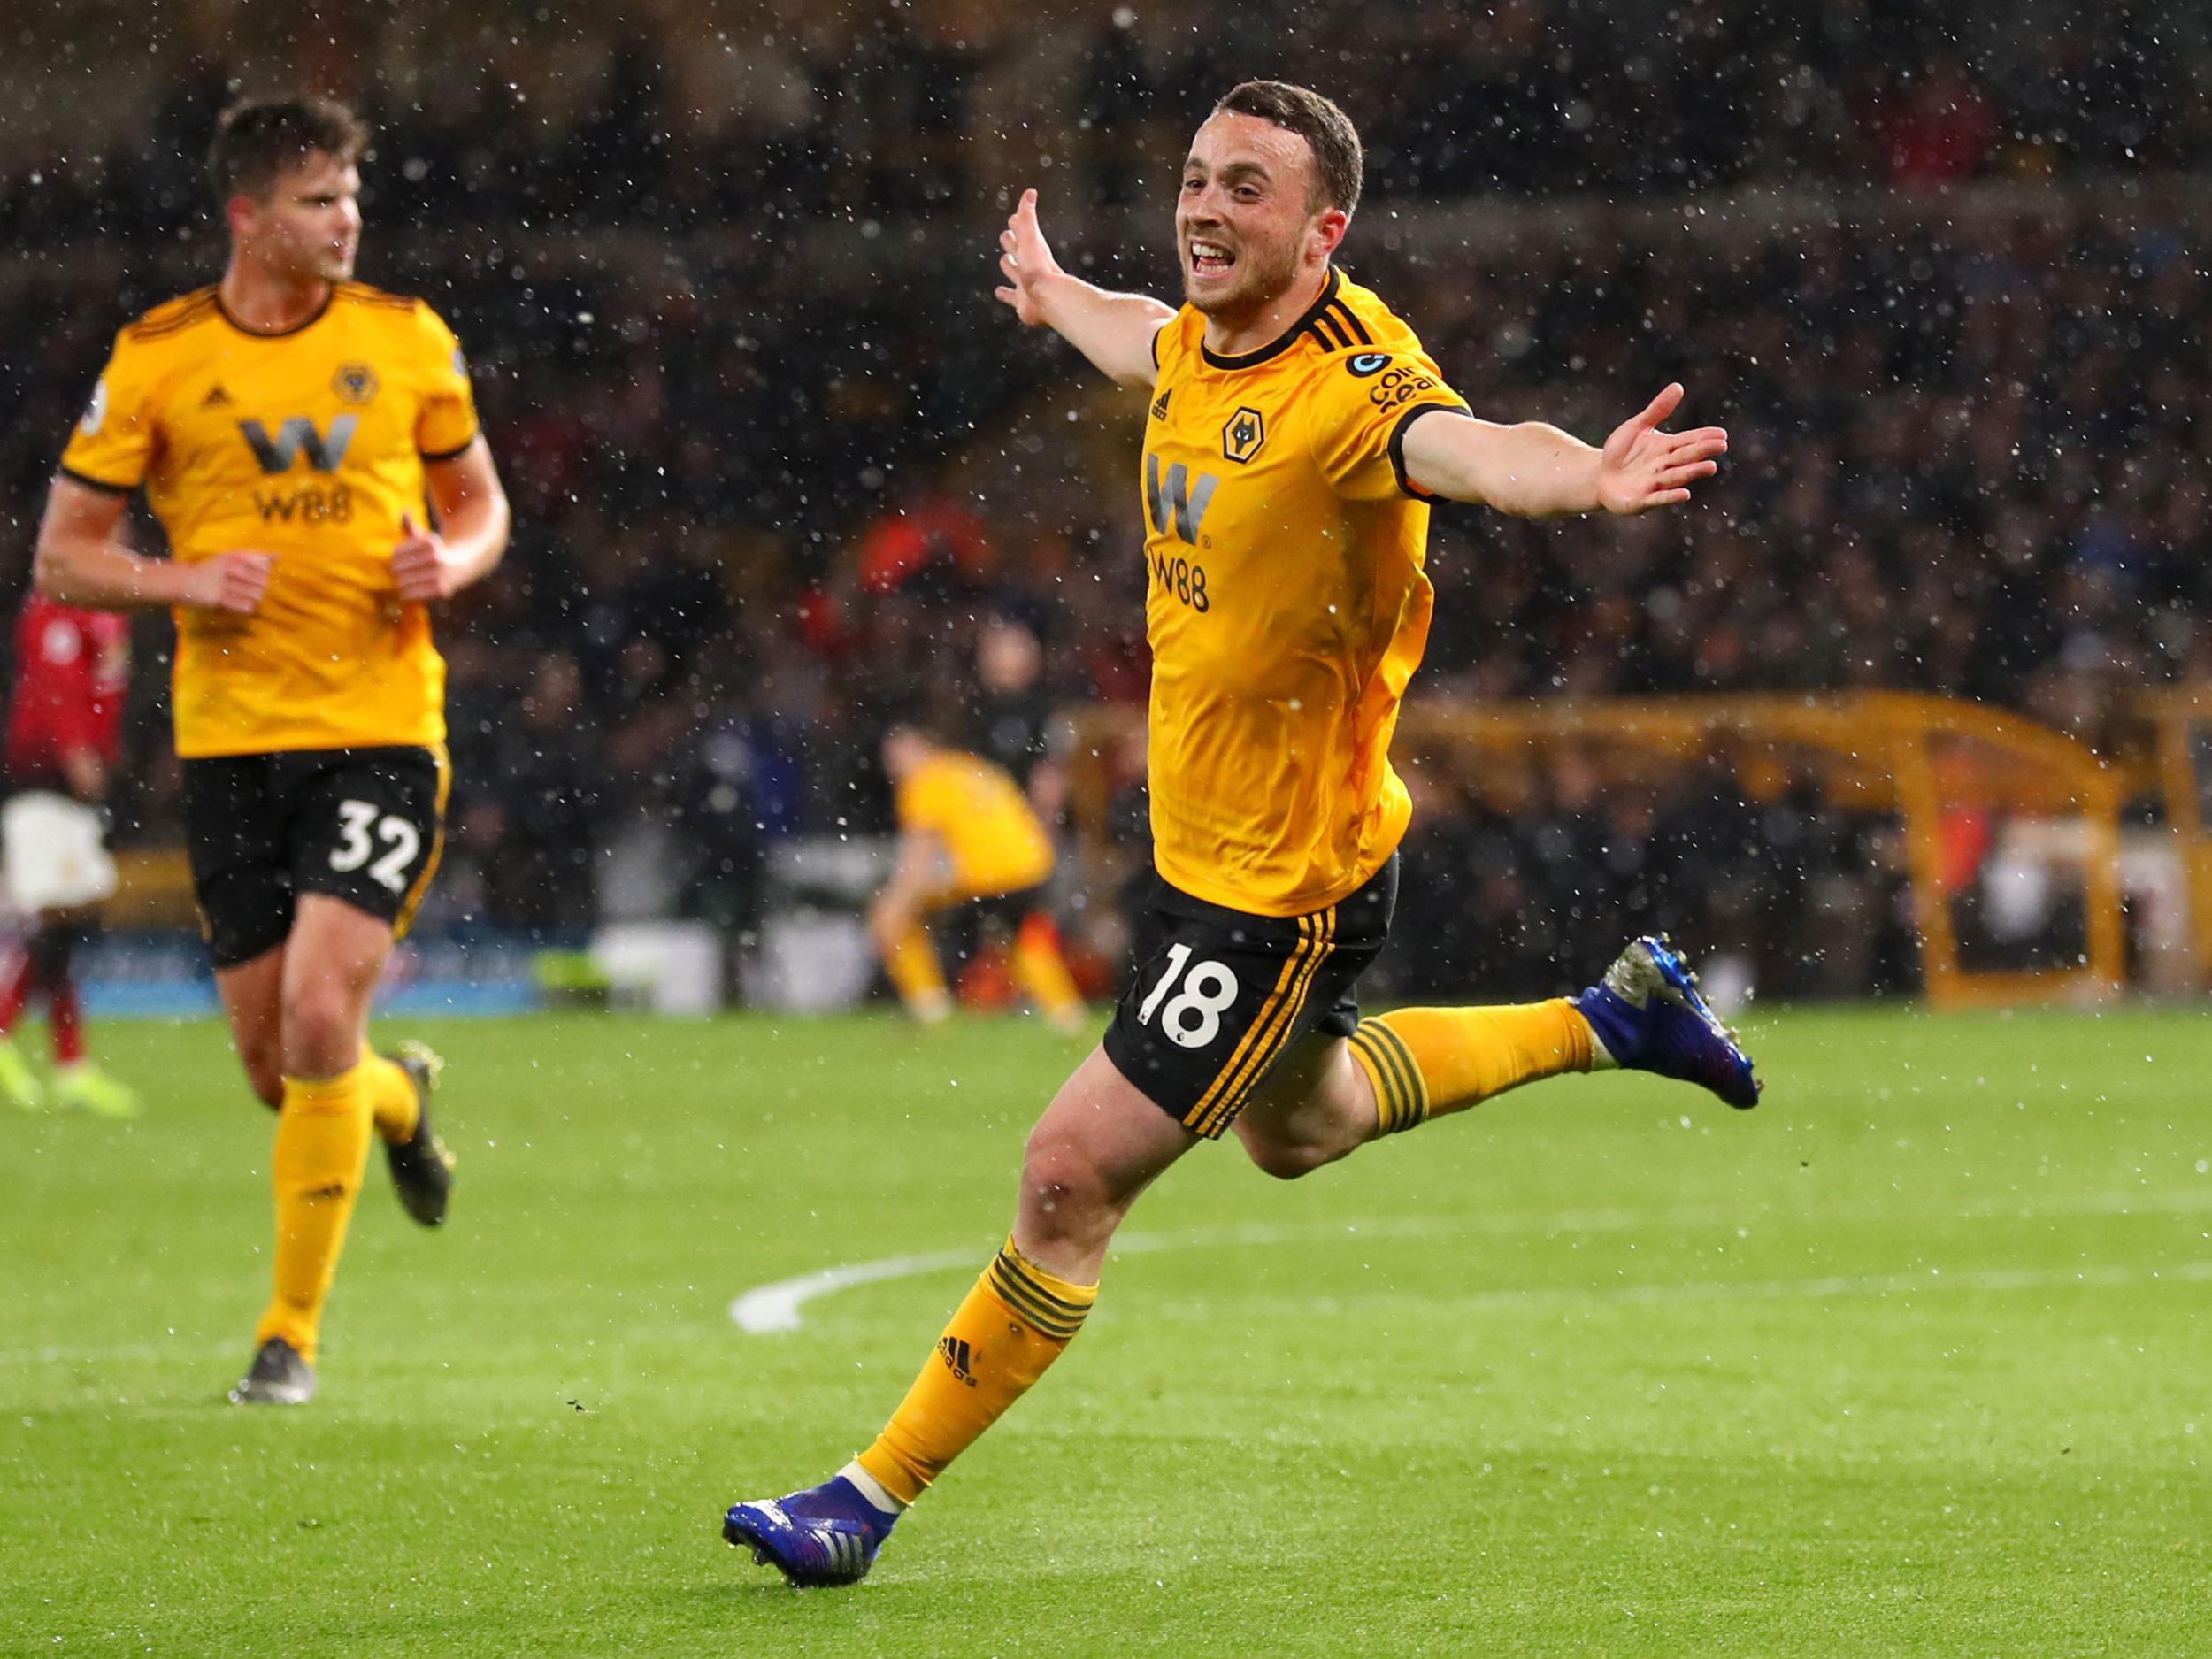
[
  {"xmin": 1388, "ymin": 403, "xmax": 1473, "ymax": 499},
  {"xmin": 1150, "ymin": 324, "xmax": 1163, "ymax": 370},
  {"xmin": 58, "ymin": 465, "xmax": 136, "ymax": 497},
  {"xmin": 419, "ymin": 429, "xmax": 481, "ymax": 464}
]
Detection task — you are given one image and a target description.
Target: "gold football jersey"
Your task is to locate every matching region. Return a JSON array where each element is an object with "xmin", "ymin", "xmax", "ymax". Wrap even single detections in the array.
[
  {"xmin": 59, "ymin": 282, "xmax": 480, "ymax": 758},
  {"xmin": 897, "ymin": 749, "xmax": 1056, "ymax": 900},
  {"xmin": 1140, "ymin": 267, "xmax": 1470, "ymax": 917}
]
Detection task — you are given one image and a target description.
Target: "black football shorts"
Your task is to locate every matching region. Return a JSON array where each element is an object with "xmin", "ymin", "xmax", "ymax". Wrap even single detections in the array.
[
  {"xmin": 182, "ymin": 746, "xmax": 448, "ymax": 968},
  {"xmin": 1104, "ymin": 856, "xmax": 1396, "ymax": 1139},
  {"xmin": 959, "ymin": 883, "xmax": 1050, "ymax": 933}
]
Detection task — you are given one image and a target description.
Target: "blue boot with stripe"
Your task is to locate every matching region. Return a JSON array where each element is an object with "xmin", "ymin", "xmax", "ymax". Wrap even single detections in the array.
[
  {"xmin": 1573, "ymin": 934, "xmax": 1762, "ymax": 1110},
  {"xmin": 723, "ymin": 1475, "xmax": 898, "ymax": 1587}
]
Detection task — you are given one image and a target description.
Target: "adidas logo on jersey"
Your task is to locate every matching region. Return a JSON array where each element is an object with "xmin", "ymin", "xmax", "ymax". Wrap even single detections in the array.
[
  {"xmin": 1149, "ymin": 388, "xmax": 1171, "ymax": 421},
  {"xmin": 200, "ymin": 384, "xmax": 234, "ymax": 408}
]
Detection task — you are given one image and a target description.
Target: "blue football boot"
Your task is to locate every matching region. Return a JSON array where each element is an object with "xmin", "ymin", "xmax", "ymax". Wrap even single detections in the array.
[
  {"xmin": 1573, "ymin": 934, "xmax": 1761, "ymax": 1110},
  {"xmin": 722, "ymin": 1476, "xmax": 898, "ymax": 1587}
]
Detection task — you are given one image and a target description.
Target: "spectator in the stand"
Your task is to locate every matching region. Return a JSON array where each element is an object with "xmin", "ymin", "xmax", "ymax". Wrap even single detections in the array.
[
  {"xmin": 465, "ymin": 653, "xmax": 603, "ymax": 934},
  {"xmin": 970, "ymin": 614, "xmax": 1069, "ymax": 828},
  {"xmin": 1, "ymin": 9, "xmax": 2207, "ymax": 1009}
]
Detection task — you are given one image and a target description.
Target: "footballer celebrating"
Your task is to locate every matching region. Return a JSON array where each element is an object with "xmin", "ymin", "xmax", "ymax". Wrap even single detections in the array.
[
  {"xmin": 33, "ymin": 96, "xmax": 511, "ymax": 1405},
  {"xmin": 724, "ymin": 82, "xmax": 1759, "ymax": 1586}
]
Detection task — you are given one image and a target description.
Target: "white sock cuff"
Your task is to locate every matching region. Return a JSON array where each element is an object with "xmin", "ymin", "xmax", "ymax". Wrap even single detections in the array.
[{"xmin": 840, "ymin": 1459, "xmax": 909, "ymax": 1514}]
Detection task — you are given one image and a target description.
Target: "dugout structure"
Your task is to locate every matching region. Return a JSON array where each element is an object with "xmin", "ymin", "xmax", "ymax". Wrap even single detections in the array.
[{"xmin": 1069, "ymin": 693, "xmax": 2125, "ymax": 1010}]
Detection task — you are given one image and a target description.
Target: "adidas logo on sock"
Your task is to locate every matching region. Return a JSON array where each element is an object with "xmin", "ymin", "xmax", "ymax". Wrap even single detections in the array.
[{"xmin": 936, "ymin": 1335, "xmax": 977, "ymax": 1386}]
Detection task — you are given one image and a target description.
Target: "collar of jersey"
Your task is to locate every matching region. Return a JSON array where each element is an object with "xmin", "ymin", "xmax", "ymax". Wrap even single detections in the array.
[
  {"xmin": 214, "ymin": 285, "xmax": 335, "ymax": 339},
  {"xmin": 1199, "ymin": 266, "xmax": 1343, "ymax": 372}
]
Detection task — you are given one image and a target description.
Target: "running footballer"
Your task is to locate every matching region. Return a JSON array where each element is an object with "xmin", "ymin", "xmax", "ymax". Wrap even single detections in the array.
[{"xmin": 33, "ymin": 96, "xmax": 511, "ymax": 1406}]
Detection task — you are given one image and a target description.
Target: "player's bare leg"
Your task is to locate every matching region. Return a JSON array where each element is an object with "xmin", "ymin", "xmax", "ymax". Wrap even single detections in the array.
[
  {"xmin": 725, "ymin": 1046, "xmax": 1194, "ymax": 1584},
  {"xmin": 1012, "ymin": 1044, "xmax": 1198, "ymax": 1279},
  {"xmin": 227, "ymin": 895, "xmax": 449, "ymax": 1405},
  {"xmin": 219, "ymin": 899, "xmax": 449, "ymax": 1196},
  {"xmin": 1233, "ymin": 939, "xmax": 1760, "ymax": 1189},
  {"xmin": 277, "ymin": 894, "xmax": 395, "ymax": 1079},
  {"xmin": 870, "ymin": 892, "xmax": 952, "ymax": 1025},
  {"xmin": 1229, "ymin": 1033, "xmax": 1376, "ymax": 1179},
  {"xmin": 215, "ymin": 945, "xmax": 287, "ymax": 1109}
]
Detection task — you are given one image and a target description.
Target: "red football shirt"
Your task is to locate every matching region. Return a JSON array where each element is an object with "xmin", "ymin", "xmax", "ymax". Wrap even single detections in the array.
[{"xmin": 4, "ymin": 595, "xmax": 130, "ymax": 790}]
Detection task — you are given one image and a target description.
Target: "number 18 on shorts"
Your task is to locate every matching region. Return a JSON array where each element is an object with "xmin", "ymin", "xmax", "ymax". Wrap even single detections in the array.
[
  {"xmin": 183, "ymin": 746, "xmax": 448, "ymax": 969},
  {"xmin": 1102, "ymin": 859, "xmax": 1395, "ymax": 1140}
]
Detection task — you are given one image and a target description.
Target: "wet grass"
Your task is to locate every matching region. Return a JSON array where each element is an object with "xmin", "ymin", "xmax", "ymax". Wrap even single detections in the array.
[{"xmin": 3, "ymin": 1002, "xmax": 2208, "ymax": 1655}]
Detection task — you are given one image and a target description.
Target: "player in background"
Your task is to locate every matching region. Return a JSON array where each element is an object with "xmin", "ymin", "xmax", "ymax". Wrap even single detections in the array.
[
  {"xmin": 724, "ymin": 81, "xmax": 1756, "ymax": 1586},
  {"xmin": 872, "ymin": 724, "xmax": 1084, "ymax": 1033},
  {"xmin": 31, "ymin": 96, "xmax": 511, "ymax": 1405},
  {"xmin": 0, "ymin": 593, "xmax": 138, "ymax": 1118}
]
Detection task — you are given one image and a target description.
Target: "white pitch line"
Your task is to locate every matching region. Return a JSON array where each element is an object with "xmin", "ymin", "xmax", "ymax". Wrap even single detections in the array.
[
  {"xmin": 729, "ymin": 1249, "xmax": 991, "ymax": 1334},
  {"xmin": 725, "ymin": 1189, "xmax": 2212, "ymax": 1335}
]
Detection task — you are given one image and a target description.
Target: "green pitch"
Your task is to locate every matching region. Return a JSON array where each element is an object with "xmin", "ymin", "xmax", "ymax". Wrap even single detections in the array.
[{"xmin": 4, "ymin": 1004, "xmax": 2209, "ymax": 1655}]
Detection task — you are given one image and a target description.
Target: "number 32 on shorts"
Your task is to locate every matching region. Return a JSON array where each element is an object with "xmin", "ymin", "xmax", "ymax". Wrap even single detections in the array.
[
  {"xmin": 1137, "ymin": 943, "xmax": 1240, "ymax": 1048},
  {"xmin": 329, "ymin": 798, "xmax": 423, "ymax": 894}
]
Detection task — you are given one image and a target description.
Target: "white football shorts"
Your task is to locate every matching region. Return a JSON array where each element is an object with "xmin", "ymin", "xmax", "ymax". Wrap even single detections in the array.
[{"xmin": 3, "ymin": 790, "xmax": 118, "ymax": 911}]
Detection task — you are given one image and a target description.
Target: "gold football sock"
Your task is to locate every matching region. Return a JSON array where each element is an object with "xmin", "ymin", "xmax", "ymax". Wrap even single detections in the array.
[
  {"xmin": 1010, "ymin": 914, "xmax": 1083, "ymax": 1024},
  {"xmin": 364, "ymin": 1052, "xmax": 420, "ymax": 1145},
  {"xmin": 1348, "ymin": 1000, "xmax": 1594, "ymax": 1133},
  {"xmin": 254, "ymin": 1064, "xmax": 375, "ymax": 1363},
  {"xmin": 856, "ymin": 1237, "xmax": 1097, "ymax": 1504},
  {"xmin": 883, "ymin": 922, "xmax": 951, "ymax": 1021}
]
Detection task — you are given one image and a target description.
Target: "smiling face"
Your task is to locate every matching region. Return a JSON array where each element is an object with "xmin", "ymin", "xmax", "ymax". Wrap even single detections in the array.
[
  {"xmin": 230, "ymin": 150, "xmax": 361, "ymax": 286},
  {"xmin": 1176, "ymin": 110, "xmax": 1346, "ymax": 324}
]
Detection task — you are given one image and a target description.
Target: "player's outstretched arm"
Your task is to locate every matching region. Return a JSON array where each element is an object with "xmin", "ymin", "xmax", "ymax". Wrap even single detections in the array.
[
  {"xmin": 396, "ymin": 437, "xmax": 512, "ymax": 603},
  {"xmin": 995, "ymin": 188, "xmax": 1173, "ymax": 389},
  {"xmin": 1402, "ymin": 384, "xmax": 1726, "ymax": 518},
  {"xmin": 34, "ymin": 475, "xmax": 270, "ymax": 612}
]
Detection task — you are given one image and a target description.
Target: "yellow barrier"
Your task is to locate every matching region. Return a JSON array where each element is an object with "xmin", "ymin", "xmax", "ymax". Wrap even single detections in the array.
[{"xmin": 100, "ymin": 848, "xmax": 201, "ymax": 931}]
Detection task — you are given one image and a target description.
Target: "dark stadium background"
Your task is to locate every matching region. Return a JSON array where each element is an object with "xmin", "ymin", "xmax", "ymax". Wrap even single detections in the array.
[{"xmin": 3, "ymin": 0, "xmax": 2207, "ymax": 1011}]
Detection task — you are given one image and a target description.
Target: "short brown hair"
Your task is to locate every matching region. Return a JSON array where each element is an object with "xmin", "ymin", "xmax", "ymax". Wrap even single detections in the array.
[
  {"xmin": 1214, "ymin": 81, "xmax": 1363, "ymax": 217},
  {"xmin": 208, "ymin": 96, "xmax": 367, "ymax": 204}
]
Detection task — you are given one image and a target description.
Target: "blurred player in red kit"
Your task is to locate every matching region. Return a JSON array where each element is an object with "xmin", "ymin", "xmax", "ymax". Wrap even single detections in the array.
[{"xmin": 0, "ymin": 592, "xmax": 139, "ymax": 1117}]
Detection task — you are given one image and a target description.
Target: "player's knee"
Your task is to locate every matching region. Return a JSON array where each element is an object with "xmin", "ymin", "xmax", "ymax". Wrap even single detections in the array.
[
  {"xmin": 280, "ymin": 981, "xmax": 365, "ymax": 1078},
  {"xmin": 1018, "ymin": 1127, "xmax": 1118, "ymax": 1247},
  {"xmin": 1239, "ymin": 1133, "xmax": 1342, "ymax": 1182}
]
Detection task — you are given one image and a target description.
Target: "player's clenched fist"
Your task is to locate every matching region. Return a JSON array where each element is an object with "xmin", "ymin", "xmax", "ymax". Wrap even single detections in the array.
[
  {"xmin": 390, "ymin": 512, "xmax": 457, "ymax": 602},
  {"xmin": 994, "ymin": 188, "xmax": 1064, "ymax": 326},
  {"xmin": 184, "ymin": 549, "xmax": 273, "ymax": 614}
]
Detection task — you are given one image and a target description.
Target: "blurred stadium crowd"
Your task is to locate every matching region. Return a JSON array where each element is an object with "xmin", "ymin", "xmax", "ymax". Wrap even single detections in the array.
[{"xmin": 3, "ymin": 0, "xmax": 2208, "ymax": 999}]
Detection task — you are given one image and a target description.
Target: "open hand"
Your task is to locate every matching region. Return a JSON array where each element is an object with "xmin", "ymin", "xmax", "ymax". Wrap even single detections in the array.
[
  {"xmin": 391, "ymin": 512, "xmax": 457, "ymax": 602},
  {"xmin": 1597, "ymin": 384, "xmax": 1727, "ymax": 514},
  {"xmin": 993, "ymin": 188, "xmax": 1064, "ymax": 326}
]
